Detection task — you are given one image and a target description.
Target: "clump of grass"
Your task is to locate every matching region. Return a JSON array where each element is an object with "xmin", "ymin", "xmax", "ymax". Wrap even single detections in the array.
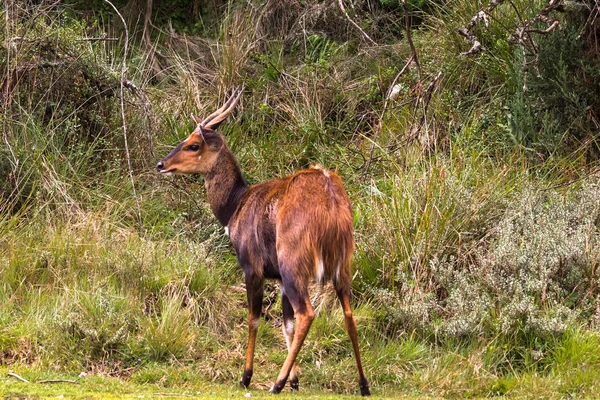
[
  {"xmin": 140, "ymin": 289, "xmax": 197, "ymax": 362},
  {"xmin": 55, "ymin": 287, "xmax": 137, "ymax": 363},
  {"xmin": 355, "ymin": 146, "xmax": 518, "ymax": 291}
]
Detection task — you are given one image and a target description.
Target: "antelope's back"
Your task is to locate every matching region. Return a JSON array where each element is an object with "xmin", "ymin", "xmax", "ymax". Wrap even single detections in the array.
[
  {"xmin": 228, "ymin": 166, "xmax": 354, "ymax": 283},
  {"xmin": 276, "ymin": 166, "xmax": 354, "ymax": 283}
]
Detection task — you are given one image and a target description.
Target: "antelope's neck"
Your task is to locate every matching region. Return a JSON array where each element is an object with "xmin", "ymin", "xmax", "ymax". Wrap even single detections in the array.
[{"xmin": 204, "ymin": 148, "xmax": 248, "ymax": 227}]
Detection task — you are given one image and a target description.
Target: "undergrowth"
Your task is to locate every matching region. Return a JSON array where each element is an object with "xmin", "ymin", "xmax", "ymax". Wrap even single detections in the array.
[{"xmin": 1, "ymin": 0, "xmax": 600, "ymax": 397}]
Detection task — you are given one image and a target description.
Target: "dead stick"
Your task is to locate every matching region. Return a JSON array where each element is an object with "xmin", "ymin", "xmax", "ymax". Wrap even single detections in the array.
[
  {"xmin": 7, "ymin": 372, "xmax": 30, "ymax": 383},
  {"xmin": 102, "ymin": 0, "xmax": 144, "ymax": 235},
  {"xmin": 79, "ymin": 37, "xmax": 118, "ymax": 41},
  {"xmin": 401, "ymin": 0, "xmax": 421, "ymax": 79},
  {"xmin": 36, "ymin": 379, "xmax": 80, "ymax": 384},
  {"xmin": 337, "ymin": 0, "xmax": 377, "ymax": 46}
]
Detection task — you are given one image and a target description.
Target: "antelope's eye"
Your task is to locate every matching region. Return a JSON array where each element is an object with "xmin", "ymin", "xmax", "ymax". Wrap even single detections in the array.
[{"xmin": 187, "ymin": 144, "xmax": 200, "ymax": 151}]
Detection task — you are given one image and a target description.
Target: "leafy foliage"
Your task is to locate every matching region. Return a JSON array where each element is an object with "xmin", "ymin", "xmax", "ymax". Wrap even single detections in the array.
[{"xmin": 1, "ymin": 0, "xmax": 600, "ymax": 397}]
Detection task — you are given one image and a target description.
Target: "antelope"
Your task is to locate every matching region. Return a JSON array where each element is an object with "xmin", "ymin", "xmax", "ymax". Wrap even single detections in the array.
[{"xmin": 156, "ymin": 89, "xmax": 370, "ymax": 396}]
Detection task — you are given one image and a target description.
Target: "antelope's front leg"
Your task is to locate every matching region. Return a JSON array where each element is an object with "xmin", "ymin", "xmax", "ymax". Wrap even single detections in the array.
[{"xmin": 240, "ymin": 271, "xmax": 264, "ymax": 388}]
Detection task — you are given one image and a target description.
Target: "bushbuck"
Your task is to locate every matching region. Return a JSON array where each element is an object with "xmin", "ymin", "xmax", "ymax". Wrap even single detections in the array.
[{"xmin": 156, "ymin": 89, "xmax": 370, "ymax": 396}]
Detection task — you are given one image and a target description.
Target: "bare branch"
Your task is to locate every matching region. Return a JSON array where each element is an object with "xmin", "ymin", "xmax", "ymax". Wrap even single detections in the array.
[
  {"xmin": 401, "ymin": 0, "xmax": 421, "ymax": 79},
  {"xmin": 508, "ymin": 0, "xmax": 563, "ymax": 45},
  {"xmin": 337, "ymin": 0, "xmax": 377, "ymax": 46},
  {"xmin": 103, "ymin": 0, "xmax": 144, "ymax": 234},
  {"xmin": 458, "ymin": 0, "xmax": 507, "ymax": 55}
]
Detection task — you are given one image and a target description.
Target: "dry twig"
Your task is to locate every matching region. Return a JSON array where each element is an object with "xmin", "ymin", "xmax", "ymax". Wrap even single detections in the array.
[
  {"xmin": 103, "ymin": 0, "xmax": 144, "ymax": 234},
  {"xmin": 7, "ymin": 372, "xmax": 29, "ymax": 383},
  {"xmin": 7, "ymin": 371, "xmax": 83, "ymax": 385},
  {"xmin": 401, "ymin": 0, "xmax": 421, "ymax": 79},
  {"xmin": 37, "ymin": 379, "xmax": 80, "ymax": 385},
  {"xmin": 414, "ymin": 71, "xmax": 442, "ymax": 148},
  {"xmin": 337, "ymin": 0, "xmax": 377, "ymax": 46},
  {"xmin": 363, "ymin": 1, "xmax": 422, "ymax": 176}
]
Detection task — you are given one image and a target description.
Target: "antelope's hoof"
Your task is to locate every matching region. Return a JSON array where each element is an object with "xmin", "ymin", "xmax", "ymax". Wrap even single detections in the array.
[
  {"xmin": 360, "ymin": 377, "xmax": 370, "ymax": 396},
  {"xmin": 269, "ymin": 381, "xmax": 285, "ymax": 394},
  {"xmin": 240, "ymin": 370, "xmax": 252, "ymax": 388},
  {"xmin": 289, "ymin": 376, "xmax": 299, "ymax": 391},
  {"xmin": 360, "ymin": 386, "xmax": 371, "ymax": 396}
]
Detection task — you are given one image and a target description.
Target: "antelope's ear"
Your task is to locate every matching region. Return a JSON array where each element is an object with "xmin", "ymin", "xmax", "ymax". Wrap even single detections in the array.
[
  {"xmin": 191, "ymin": 114, "xmax": 203, "ymax": 125},
  {"xmin": 203, "ymin": 131, "xmax": 224, "ymax": 150}
]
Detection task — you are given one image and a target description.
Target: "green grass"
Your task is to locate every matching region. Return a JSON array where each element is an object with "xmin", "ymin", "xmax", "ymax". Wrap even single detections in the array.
[
  {"xmin": 2, "ymin": 1, "xmax": 600, "ymax": 399},
  {"xmin": 0, "ymin": 367, "xmax": 409, "ymax": 399},
  {"xmin": 2, "ymin": 328, "xmax": 600, "ymax": 399}
]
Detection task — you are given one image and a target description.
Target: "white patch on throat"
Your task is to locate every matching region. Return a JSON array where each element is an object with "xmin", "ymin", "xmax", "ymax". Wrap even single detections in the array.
[{"xmin": 224, "ymin": 226, "xmax": 229, "ymax": 236}]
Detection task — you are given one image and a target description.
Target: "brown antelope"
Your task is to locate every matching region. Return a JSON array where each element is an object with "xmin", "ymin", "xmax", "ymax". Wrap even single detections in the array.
[{"xmin": 156, "ymin": 89, "xmax": 370, "ymax": 396}]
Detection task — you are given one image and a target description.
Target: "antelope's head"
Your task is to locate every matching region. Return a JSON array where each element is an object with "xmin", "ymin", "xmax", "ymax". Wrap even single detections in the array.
[{"xmin": 157, "ymin": 88, "xmax": 243, "ymax": 175}]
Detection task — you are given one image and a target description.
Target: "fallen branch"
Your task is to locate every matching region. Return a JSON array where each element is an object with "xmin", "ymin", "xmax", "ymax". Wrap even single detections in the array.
[
  {"xmin": 337, "ymin": 0, "xmax": 377, "ymax": 46},
  {"xmin": 7, "ymin": 372, "xmax": 80, "ymax": 385},
  {"xmin": 37, "ymin": 379, "xmax": 80, "ymax": 385},
  {"xmin": 79, "ymin": 36, "xmax": 118, "ymax": 42},
  {"xmin": 7, "ymin": 372, "xmax": 29, "ymax": 383}
]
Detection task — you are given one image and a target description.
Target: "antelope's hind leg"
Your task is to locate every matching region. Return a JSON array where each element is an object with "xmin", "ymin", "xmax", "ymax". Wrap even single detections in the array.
[
  {"xmin": 270, "ymin": 270, "xmax": 314, "ymax": 394},
  {"xmin": 335, "ymin": 280, "xmax": 370, "ymax": 396},
  {"xmin": 281, "ymin": 291, "xmax": 299, "ymax": 390},
  {"xmin": 240, "ymin": 271, "xmax": 264, "ymax": 388}
]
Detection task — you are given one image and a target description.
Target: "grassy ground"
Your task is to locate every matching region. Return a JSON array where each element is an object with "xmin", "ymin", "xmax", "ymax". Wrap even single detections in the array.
[
  {"xmin": 3, "ymin": 330, "xmax": 600, "ymax": 400},
  {"xmin": 2, "ymin": 1, "xmax": 600, "ymax": 399},
  {"xmin": 2, "ymin": 368, "xmax": 400, "ymax": 400}
]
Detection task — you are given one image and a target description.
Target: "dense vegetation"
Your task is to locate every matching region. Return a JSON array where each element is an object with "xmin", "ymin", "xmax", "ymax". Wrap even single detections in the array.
[{"xmin": 1, "ymin": 0, "xmax": 600, "ymax": 397}]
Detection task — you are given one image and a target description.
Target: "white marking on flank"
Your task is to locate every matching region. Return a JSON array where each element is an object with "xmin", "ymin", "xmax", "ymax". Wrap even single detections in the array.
[
  {"xmin": 282, "ymin": 319, "xmax": 294, "ymax": 349},
  {"xmin": 316, "ymin": 257, "xmax": 324, "ymax": 283},
  {"xmin": 285, "ymin": 320, "xmax": 294, "ymax": 335}
]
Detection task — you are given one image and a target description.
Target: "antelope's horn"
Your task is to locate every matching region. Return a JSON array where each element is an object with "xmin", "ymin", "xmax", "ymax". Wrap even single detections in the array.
[{"xmin": 200, "ymin": 87, "xmax": 244, "ymax": 128}]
